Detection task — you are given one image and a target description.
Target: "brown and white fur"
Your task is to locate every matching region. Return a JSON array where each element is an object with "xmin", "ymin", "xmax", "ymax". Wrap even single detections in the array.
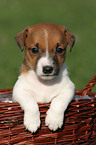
[{"xmin": 12, "ymin": 23, "xmax": 75, "ymax": 133}]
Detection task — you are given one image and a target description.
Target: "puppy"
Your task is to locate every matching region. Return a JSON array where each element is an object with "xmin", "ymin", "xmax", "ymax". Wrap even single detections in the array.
[{"xmin": 12, "ymin": 23, "xmax": 75, "ymax": 133}]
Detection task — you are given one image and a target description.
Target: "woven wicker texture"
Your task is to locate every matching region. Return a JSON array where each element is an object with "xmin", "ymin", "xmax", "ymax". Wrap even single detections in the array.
[{"xmin": 0, "ymin": 75, "xmax": 96, "ymax": 145}]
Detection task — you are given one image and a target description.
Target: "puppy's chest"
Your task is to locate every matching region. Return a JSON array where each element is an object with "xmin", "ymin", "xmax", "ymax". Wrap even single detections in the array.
[
  {"xmin": 29, "ymin": 81, "xmax": 61, "ymax": 103},
  {"xmin": 23, "ymin": 72, "xmax": 63, "ymax": 103}
]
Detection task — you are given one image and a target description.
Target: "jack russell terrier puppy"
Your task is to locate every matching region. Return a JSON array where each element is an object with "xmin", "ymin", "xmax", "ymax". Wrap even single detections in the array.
[{"xmin": 12, "ymin": 23, "xmax": 75, "ymax": 133}]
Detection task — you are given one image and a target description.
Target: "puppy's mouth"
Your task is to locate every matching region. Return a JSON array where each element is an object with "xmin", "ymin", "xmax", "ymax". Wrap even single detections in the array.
[
  {"xmin": 39, "ymin": 74, "xmax": 57, "ymax": 80},
  {"xmin": 41, "ymin": 74, "xmax": 58, "ymax": 77}
]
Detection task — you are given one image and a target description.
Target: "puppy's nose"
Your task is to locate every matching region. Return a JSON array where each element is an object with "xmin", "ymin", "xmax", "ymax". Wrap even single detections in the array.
[{"xmin": 43, "ymin": 66, "xmax": 53, "ymax": 74}]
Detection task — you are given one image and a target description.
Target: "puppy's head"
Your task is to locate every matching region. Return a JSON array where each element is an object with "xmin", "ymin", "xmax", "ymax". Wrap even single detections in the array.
[{"xmin": 16, "ymin": 23, "xmax": 75, "ymax": 80}]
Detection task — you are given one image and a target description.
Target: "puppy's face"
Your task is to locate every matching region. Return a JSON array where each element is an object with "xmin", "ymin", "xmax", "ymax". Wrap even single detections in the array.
[{"xmin": 16, "ymin": 23, "xmax": 75, "ymax": 80}]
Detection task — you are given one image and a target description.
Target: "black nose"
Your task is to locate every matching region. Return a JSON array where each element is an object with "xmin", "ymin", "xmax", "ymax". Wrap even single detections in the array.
[{"xmin": 43, "ymin": 66, "xmax": 53, "ymax": 74}]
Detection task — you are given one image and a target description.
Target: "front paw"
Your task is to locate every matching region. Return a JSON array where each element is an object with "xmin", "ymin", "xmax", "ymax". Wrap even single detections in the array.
[
  {"xmin": 45, "ymin": 109, "xmax": 64, "ymax": 131},
  {"xmin": 24, "ymin": 111, "xmax": 40, "ymax": 133}
]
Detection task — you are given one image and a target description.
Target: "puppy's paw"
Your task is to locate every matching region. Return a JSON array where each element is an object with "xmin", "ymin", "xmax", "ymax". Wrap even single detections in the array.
[
  {"xmin": 24, "ymin": 111, "xmax": 40, "ymax": 133},
  {"xmin": 45, "ymin": 109, "xmax": 64, "ymax": 131}
]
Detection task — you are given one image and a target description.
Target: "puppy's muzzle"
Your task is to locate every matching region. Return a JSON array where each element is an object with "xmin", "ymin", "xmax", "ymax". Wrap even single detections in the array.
[{"xmin": 43, "ymin": 66, "xmax": 53, "ymax": 74}]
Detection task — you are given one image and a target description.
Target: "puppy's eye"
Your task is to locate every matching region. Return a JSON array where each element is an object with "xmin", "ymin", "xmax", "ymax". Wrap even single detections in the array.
[
  {"xmin": 56, "ymin": 47, "xmax": 64, "ymax": 54},
  {"xmin": 31, "ymin": 47, "xmax": 39, "ymax": 54}
]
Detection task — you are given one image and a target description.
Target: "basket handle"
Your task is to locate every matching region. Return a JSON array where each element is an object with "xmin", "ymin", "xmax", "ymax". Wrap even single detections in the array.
[{"xmin": 75, "ymin": 74, "xmax": 96, "ymax": 97}]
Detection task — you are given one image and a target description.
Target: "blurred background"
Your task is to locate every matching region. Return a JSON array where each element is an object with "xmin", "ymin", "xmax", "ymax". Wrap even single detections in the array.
[{"xmin": 0, "ymin": 0, "xmax": 96, "ymax": 91}]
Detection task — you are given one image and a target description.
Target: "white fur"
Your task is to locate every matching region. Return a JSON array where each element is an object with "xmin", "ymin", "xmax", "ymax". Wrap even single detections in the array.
[
  {"xmin": 44, "ymin": 29, "xmax": 49, "ymax": 51},
  {"xmin": 13, "ymin": 64, "xmax": 75, "ymax": 132}
]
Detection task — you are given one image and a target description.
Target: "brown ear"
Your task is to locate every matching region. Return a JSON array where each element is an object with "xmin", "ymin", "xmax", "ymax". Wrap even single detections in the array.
[
  {"xmin": 15, "ymin": 27, "xmax": 29, "ymax": 51},
  {"xmin": 64, "ymin": 29, "xmax": 75, "ymax": 52}
]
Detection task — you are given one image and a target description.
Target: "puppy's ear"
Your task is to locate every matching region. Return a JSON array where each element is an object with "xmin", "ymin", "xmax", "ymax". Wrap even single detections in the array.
[
  {"xmin": 15, "ymin": 27, "xmax": 29, "ymax": 51},
  {"xmin": 64, "ymin": 28, "xmax": 75, "ymax": 52}
]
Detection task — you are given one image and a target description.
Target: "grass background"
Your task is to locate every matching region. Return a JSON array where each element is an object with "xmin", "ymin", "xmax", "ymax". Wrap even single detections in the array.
[{"xmin": 0, "ymin": 0, "xmax": 96, "ymax": 91}]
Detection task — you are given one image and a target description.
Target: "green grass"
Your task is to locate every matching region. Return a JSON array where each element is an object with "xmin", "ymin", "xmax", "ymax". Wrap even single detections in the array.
[{"xmin": 0, "ymin": 0, "xmax": 96, "ymax": 91}]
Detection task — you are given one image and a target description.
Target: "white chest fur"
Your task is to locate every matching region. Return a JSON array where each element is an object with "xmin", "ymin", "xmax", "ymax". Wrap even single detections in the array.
[{"xmin": 13, "ymin": 65, "xmax": 74, "ymax": 103}]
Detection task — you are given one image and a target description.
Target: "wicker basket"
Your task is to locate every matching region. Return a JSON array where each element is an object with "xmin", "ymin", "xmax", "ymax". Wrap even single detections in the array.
[{"xmin": 0, "ymin": 75, "xmax": 96, "ymax": 145}]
